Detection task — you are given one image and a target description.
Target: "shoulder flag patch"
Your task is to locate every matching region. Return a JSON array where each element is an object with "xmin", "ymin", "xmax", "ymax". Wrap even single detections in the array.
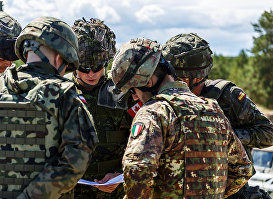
[
  {"xmin": 131, "ymin": 122, "xmax": 144, "ymax": 138},
  {"xmin": 128, "ymin": 101, "xmax": 143, "ymax": 118},
  {"xmin": 78, "ymin": 95, "xmax": 87, "ymax": 103},
  {"xmin": 238, "ymin": 91, "xmax": 246, "ymax": 101}
]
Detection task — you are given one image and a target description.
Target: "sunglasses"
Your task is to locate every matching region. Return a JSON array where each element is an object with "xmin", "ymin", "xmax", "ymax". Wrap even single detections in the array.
[{"xmin": 78, "ymin": 61, "xmax": 108, "ymax": 73}]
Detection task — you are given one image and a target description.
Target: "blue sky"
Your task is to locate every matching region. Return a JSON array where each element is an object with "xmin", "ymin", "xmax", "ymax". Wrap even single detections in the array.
[{"xmin": 4, "ymin": 0, "xmax": 273, "ymax": 56}]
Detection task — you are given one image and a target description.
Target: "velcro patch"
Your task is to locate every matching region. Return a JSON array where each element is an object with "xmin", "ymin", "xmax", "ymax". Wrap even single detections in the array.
[
  {"xmin": 238, "ymin": 91, "xmax": 246, "ymax": 101},
  {"xmin": 128, "ymin": 101, "xmax": 143, "ymax": 118},
  {"xmin": 78, "ymin": 95, "xmax": 87, "ymax": 103},
  {"xmin": 131, "ymin": 122, "xmax": 144, "ymax": 138}
]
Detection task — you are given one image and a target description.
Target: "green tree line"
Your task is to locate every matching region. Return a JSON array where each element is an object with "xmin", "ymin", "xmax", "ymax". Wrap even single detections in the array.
[{"xmin": 209, "ymin": 9, "xmax": 273, "ymax": 108}]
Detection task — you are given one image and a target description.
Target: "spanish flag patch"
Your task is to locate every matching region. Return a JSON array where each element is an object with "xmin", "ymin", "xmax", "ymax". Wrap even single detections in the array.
[
  {"xmin": 131, "ymin": 122, "xmax": 144, "ymax": 138},
  {"xmin": 238, "ymin": 91, "xmax": 246, "ymax": 101}
]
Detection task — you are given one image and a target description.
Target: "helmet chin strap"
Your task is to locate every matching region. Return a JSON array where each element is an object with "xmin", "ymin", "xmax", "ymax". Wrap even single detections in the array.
[
  {"xmin": 57, "ymin": 62, "xmax": 67, "ymax": 74},
  {"xmin": 137, "ymin": 73, "xmax": 166, "ymax": 96},
  {"xmin": 189, "ymin": 76, "xmax": 207, "ymax": 90}
]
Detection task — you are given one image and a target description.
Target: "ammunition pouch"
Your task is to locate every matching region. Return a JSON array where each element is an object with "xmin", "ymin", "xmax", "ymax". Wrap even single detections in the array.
[
  {"xmin": 98, "ymin": 129, "xmax": 128, "ymax": 144},
  {"xmin": 86, "ymin": 158, "xmax": 122, "ymax": 174},
  {"xmin": 88, "ymin": 129, "xmax": 128, "ymax": 174}
]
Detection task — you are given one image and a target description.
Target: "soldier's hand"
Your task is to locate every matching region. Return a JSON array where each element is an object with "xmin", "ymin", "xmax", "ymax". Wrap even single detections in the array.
[
  {"xmin": 92, "ymin": 172, "xmax": 121, "ymax": 193},
  {"xmin": 92, "ymin": 183, "xmax": 120, "ymax": 193}
]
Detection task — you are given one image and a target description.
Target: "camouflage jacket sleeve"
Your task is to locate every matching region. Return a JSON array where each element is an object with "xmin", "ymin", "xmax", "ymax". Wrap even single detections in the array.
[
  {"xmin": 122, "ymin": 100, "xmax": 177, "ymax": 199},
  {"xmin": 219, "ymin": 85, "xmax": 273, "ymax": 148},
  {"xmin": 19, "ymin": 88, "xmax": 98, "ymax": 199},
  {"xmin": 225, "ymin": 127, "xmax": 253, "ymax": 197}
]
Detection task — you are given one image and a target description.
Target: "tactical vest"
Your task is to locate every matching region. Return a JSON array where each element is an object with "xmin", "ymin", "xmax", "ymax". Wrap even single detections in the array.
[
  {"xmin": 0, "ymin": 93, "xmax": 46, "ymax": 199},
  {"xmin": 201, "ymin": 79, "xmax": 234, "ymax": 100},
  {"xmin": 76, "ymin": 80, "xmax": 129, "ymax": 175},
  {"xmin": 153, "ymin": 92, "xmax": 231, "ymax": 198}
]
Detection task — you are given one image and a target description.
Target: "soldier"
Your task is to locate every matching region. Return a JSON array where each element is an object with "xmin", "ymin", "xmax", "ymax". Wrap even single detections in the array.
[
  {"xmin": 0, "ymin": 17, "xmax": 98, "ymax": 199},
  {"xmin": 162, "ymin": 33, "xmax": 273, "ymax": 199},
  {"xmin": 0, "ymin": 1, "xmax": 22, "ymax": 74},
  {"xmin": 111, "ymin": 37, "xmax": 253, "ymax": 198},
  {"xmin": 65, "ymin": 18, "xmax": 132, "ymax": 199}
]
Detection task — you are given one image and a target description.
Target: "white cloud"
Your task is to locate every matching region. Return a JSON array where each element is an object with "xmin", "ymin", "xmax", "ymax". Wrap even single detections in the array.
[
  {"xmin": 3, "ymin": 0, "xmax": 273, "ymax": 56},
  {"xmin": 96, "ymin": 6, "xmax": 121, "ymax": 23},
  {"xmin": 135, "ymin": 5, "xmax": 165, "ymax": 23}
]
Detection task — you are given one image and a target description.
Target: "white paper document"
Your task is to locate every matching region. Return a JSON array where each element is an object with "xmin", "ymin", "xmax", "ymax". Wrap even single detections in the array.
[{"xmin": 78, "ymin": 174, "xmax": 124, "ymax": 186}]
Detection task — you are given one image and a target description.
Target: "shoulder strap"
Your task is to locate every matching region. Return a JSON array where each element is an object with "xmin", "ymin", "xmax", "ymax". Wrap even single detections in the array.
[
  {"xmin": 202, "ymin": 79, "xmax": 234, "ymax": 100},
  {"xmin": 98, "ymin": 79, "xmax": 128, "ymax": 110}
]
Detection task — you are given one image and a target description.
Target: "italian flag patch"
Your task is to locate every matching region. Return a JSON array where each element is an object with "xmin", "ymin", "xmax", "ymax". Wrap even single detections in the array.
[
  {"xmin": 131, "ymin": 122, "xmax": 144, "ymax": 138},
  {"xmin": 238, "ymin": 91, "xmax": 246, "ymax": 101}
]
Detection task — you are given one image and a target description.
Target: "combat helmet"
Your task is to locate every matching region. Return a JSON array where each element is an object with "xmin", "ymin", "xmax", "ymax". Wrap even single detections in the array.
[
  {"xmin": 15, "ymin": 17, "xmax": 79, "ymax": 72},
  {"xmin": 0, "ymin": 1, "xmax": 22, "ymax": 61},
  {"xmin": 112, "ymin": 38, "xmax": 162, "ymax": 94},
  {"xmin": 0, "ymin": 2, "xmax": 22, "ymax": 39},
  {"xmin": 162, "ymin": 33, "xmax": 213, "ymax": 79},
  {"xmin": 72, "ymin": 18, "xmax": 116, "ymax": 73}
]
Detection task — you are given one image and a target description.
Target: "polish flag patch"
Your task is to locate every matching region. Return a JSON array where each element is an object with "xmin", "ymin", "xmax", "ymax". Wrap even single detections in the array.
[
  {"xmin": 78, "ymin": 95, "xmax": 87, "ymax": 103},
  {"xmin": 238, "ymin": 91, "xmax": 246, "ymax": 101},
  {"xmin": 131, "ymin": 122, "xmax": 144, "ymax": 138},
  {"xmin": 128, "ymin": 101, "xmax": 143, "ymax": 118}
]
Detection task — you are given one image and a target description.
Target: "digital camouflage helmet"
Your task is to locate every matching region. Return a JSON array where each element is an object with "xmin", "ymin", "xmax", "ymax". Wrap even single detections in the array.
[
  {"xmin": 0, "ymin": 2, "xmax": 22, "ymax": 61},
  {"xmin": 15, "ymin": 17, "xmax": 79, "ymax": 72},
  {"xmin": 112, "ymin": 38, "xmax": 162, "ymax": 94},
  {"xmin": 162, "ymin": 33, "xmax": 213, "ymax": 78},
  {"xmin": 0, "ymin": 5, "xmax": 21, "ymax": 38},
  {"xmin": 72, "ymin": 18, "xmax": 116, "ymax": 73}
]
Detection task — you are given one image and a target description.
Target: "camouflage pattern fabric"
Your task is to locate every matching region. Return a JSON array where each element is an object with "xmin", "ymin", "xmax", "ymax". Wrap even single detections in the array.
[
  {"xmin": 122, "ymin": 81, "xmax": 253, "ymax": 199},
  {"xmin": 0, "ymin": 11, "xmax": 21, "ymax": 38},
  {"xmin": 72, "ymin": 18, "xmax": 116, "ymax": 72},
  {"xmin": 65, "ymin": 72, "xmax": 132, "ymax": 199},
  {"xmin": 162, "ymin": 33, "xmax": 213, "ymax": 78},
  {"xmin": 0, "ymin": 63, "xmax": 98, "ymax": 199},
  {"xmin": 202, "ymin": 79, "xmax": 273, "ymax": 163},
  {"xmin": 15, "ymin": 17, "xmax": 79, "ymax": 72},
  {"xmin": 111, "ymin": 38, "xmax": 162, "ymax": 94}
]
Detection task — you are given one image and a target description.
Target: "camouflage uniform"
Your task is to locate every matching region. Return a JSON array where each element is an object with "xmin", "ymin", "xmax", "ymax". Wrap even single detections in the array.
[
  {"xmin": 123, "ymin": 81, "xmax": 252, "ymax": 198},
  {"xmin": 201, "ymin": 79, "xmax": 273, "ymax": 162},
  {"xmin": 0, "ymin": 1, "xmax": 22, "ymax": 74},
  {"xmin": 0, "ymin": 17, "xmax": 98, "ymax": 199},
  {"xmin": 111, "ymin": 38, "xmax": 253, "ymax": 199},
  {"xmin": 163, "ymin": 33, "xmax": 273, "ymax": 199},
  {"xmin": 66, "ymin": 18, "xmax": 132, "ymax": 199}
]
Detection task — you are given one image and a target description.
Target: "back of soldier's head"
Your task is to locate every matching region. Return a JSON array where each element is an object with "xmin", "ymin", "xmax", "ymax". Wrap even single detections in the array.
[
  {"xmin": 72, "ymin": 18, "xmax": 116, "ymax": 73},
  {"xmin": 162, "ymin": 33, "xmax": 213, "ymax": 79},
  {"xmin": 0, "ymin": 2, "xmax": 22, "ymax": 61},
  {"xmin": 15, "ymin": 16, "xmax": 79, "ymax": 72}
]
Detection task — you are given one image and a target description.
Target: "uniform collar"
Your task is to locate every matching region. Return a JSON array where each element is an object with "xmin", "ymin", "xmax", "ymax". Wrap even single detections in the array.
[
  {"xmin": 158, "ymin": 81, "xmax": 191, "ymax": 94},
  {"xmin": 20, "ymin": 62, "xmax": 60, "ymax": 75}
]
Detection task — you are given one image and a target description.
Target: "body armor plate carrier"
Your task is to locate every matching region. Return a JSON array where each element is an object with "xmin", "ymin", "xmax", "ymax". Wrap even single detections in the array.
[
  {"xmin": 153, "ymin": 92, "xmax": 230, "ymax": 198},
  {"xmin": 0, "ymin": 94, "xmax": 46, "ymax": 199}
]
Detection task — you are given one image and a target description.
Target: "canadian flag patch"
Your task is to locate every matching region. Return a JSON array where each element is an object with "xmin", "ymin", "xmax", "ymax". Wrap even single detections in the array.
[
  {"xmin": 128, "ymin": 101, "xmax": 143, "ymax": 118},
  {"xmin": 131, "ymin": 122, "xmax": 144, "ymax": 138},
  {"xmin": 78, "ymin": 95, "xmax": 87, "ymax": 103},
  {"xmin": 238, "ymin": 91, "xmax": 246, "ymax": 101}
]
